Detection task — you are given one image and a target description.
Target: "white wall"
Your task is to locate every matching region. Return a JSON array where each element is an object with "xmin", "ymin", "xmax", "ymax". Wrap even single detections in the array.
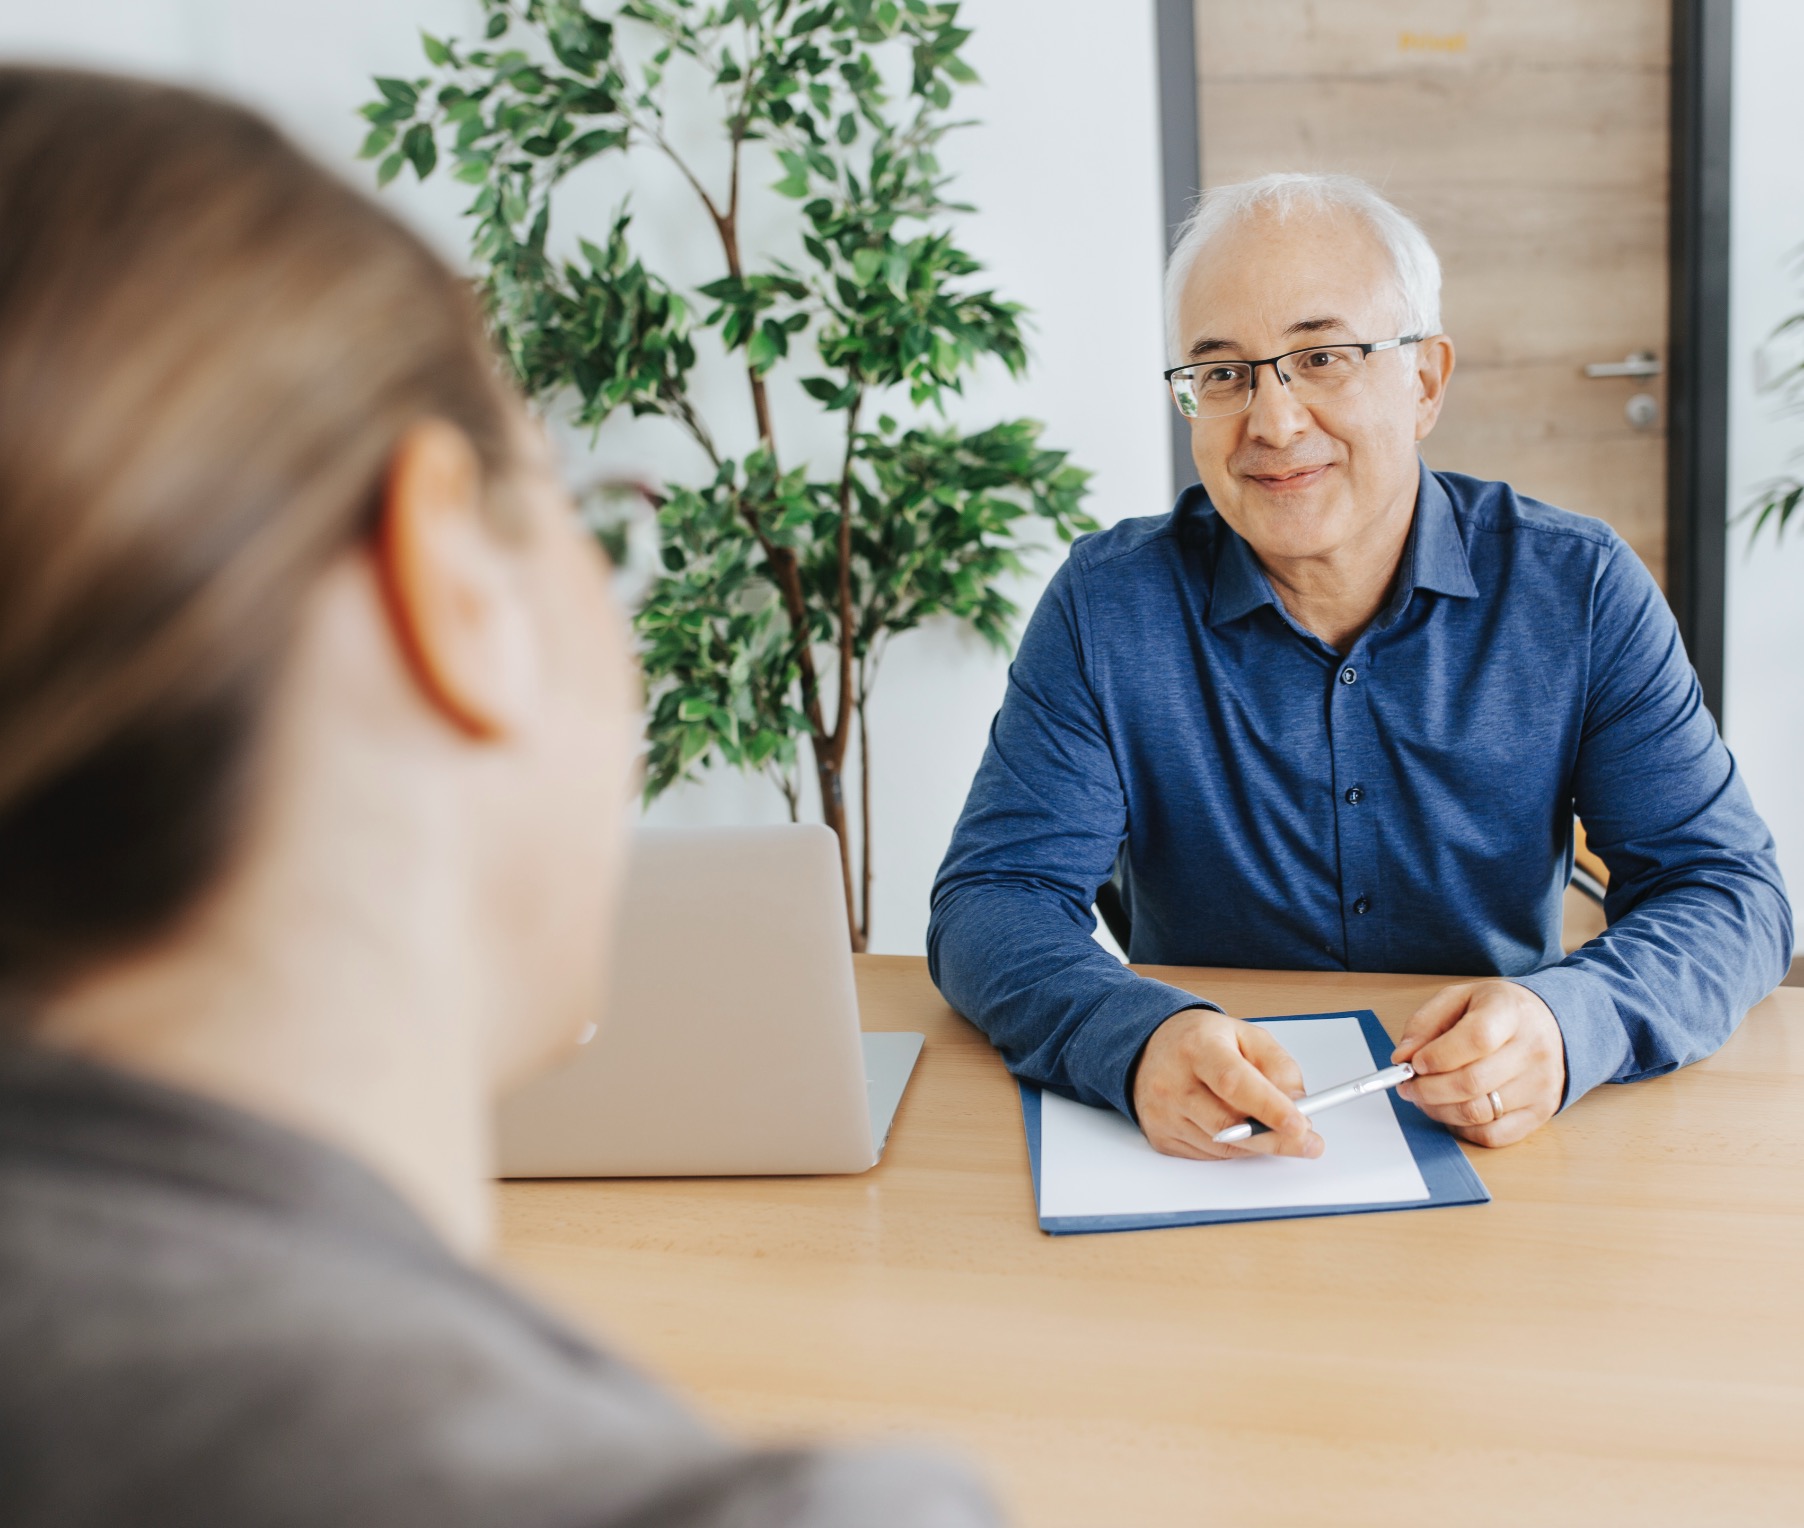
[
  {"xmin": 0, "ymin": 0, "xmax": 1169, "ymax": 957},
  {"xmin": 1726, "ymin": 0, "xmax": 1804, "ymax": 946},
  {"xmin": 16, "ymin": 1, "xmax": 1784, "ymax": 952}
]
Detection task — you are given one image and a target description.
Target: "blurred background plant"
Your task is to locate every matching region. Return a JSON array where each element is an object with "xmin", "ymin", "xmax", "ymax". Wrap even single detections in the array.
[
  {"xmin": 1746, "ymin": 255, "xmax": 1804, "ymax": 543},
  {"xmin": 361, "ymin": 0, "xmax": 1093, "ymax": 949}
]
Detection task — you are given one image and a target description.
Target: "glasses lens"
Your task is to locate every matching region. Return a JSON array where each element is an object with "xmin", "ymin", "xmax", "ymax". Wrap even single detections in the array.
[
  {"xmin": 1283, "ymin": 346, "xmax": 1366, "ymax": 400},
  {"xmin": 1170, "ymin": 362, "xmax": 1253, "ymax": 419},
  {"xmin": 1168, "ymin": 346, "xmax": 1376, "ymax": 420}
]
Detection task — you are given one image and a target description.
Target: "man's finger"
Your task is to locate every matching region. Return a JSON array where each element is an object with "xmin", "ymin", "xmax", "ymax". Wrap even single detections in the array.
[
  {"xmin": 1450, "ymin": 1106, "xmax": 1540, "ymax": 1149},
  {"xmin": 1392, "ymin": 982, "xmax": 1474, "ymax": 1063},
  {"xmin": 1161, "ymin": 1060, "xmax": 1306, "ymax": 1154},
  {"xmin": 1151, "ymin": 1115, "xmax": 1235, "ymax": 1161},
  {"xmin": 1237, "ymin": 1022, "xmax": 1306, "ymax": 1098},
  {"xmin": 1403, "ymin": 1048, "xmax": 1517, "ymax": 1110},
  {"xmin": 1411, "ymin": 987, "xmax": 1520, "ymax": 1076},
  {"xmin": 1409, "ymin": 1074, "xmax": 1537, "ymax": 1137},
  {"xmin": 1148, "ymin": 1096, "xmax": 1268, "ymax": 1160},
  {"xmin": 1198, "ymin": 1044, "xmax": 1320, "ymax": 1153},
  {"xmin": 1183, "ymin": 1098, "xmax": 1314, "ymax": 1157}
]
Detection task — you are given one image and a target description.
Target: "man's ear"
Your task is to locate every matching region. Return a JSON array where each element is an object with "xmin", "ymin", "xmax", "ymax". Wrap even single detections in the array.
[
  {"xmin": 377, "ymin": 420, "xmax": 537, "ymax": 739},
  {"xmin": 1413, "ymin": 333, "xmax": 1457, "ymax": 442}
]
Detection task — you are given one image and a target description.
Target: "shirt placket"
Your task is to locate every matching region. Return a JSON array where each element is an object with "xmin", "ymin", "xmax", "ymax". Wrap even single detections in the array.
[{"xmin": 1326, "ymin": 647, "xmax": 1384, "ymax": 969}]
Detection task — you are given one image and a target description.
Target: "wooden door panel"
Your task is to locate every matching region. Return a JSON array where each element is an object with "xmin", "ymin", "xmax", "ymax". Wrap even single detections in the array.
[
  {"xmin": 1403, "ymin": 189, "xmax": 1667, "ymax": 361},
  {"xmin": 1201, "ymin": 75, "xmax": 1665, "ymax": 190},
  {"xmin": 1197, "ymin": 1, "xmax": 1667, "ymax": 82},
  {"xmin": 1195, "ymin": 0, "xmax": 1671, "ymax": 583}
]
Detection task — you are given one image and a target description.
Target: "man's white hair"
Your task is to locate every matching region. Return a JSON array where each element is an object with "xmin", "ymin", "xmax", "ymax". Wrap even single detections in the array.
[{"xmin": 1163, "ymin": 172, "xmax": 1443, "ymax": 361}]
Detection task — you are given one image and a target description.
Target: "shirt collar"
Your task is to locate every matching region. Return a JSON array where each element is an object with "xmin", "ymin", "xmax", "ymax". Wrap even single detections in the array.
[
  {"xmin": 1200, "ymin": 458, "xmax": 1477, "ymax": 630},
  {"xmin": 1404, "ymin": 462, "xmax": 1480, "ymax": 602}
]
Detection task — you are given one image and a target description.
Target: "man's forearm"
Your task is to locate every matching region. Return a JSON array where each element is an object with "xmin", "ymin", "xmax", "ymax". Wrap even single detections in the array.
[
  {"xmin": 1515, "ymin": 862, "xmax": 1793, "ymax": 1105},
  {"xmin": 926, "ymin": 879, "xmax": 1218, "ymax": 1117}
]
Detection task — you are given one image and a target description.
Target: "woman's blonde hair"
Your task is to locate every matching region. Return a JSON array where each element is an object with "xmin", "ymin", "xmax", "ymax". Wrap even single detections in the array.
[{"xmin": 0, "ymin": 67, "xmax": 516, "ymax": 1001}]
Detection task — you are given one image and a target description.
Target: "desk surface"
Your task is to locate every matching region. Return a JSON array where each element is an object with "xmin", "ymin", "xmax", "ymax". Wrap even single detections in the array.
[{"xmin": 497, "ymin": 957, "xmax": 1804, "ymax": 1527}]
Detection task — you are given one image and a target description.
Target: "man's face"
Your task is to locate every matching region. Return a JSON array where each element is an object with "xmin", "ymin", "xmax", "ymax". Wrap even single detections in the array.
[{"xmin": 1173, "ymin": 208, "xmax": 1451, "ymax": 568}]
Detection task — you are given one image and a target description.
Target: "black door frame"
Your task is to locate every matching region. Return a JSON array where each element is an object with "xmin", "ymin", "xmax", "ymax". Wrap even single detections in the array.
[{"xmin": 1153, "ymin": 0, "xmax": 1735, "ymax": 723}]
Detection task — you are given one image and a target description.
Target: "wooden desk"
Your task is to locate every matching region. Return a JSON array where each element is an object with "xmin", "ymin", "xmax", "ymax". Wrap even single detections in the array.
[{"xmin": 497, "ymin": 957, "xmax": 1804, "ymax": 1526}]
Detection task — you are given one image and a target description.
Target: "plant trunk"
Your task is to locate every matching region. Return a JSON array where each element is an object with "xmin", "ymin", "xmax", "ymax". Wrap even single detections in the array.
[
  {"xmin": 708, "ymin": 143, "xmax": 863, "ymax": 951},
  {"xmin": 810, "ymin": 747, "xmax": 865, "ymax": 953},
  {"xmin": 857, "ymin": 689, "xmax": 872, "ymax": 948}
]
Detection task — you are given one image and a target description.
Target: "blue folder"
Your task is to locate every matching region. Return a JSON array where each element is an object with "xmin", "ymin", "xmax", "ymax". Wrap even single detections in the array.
[{"xmin": 1020, "ymin": 1009, "xmax": 1491, "ymax": 1236}]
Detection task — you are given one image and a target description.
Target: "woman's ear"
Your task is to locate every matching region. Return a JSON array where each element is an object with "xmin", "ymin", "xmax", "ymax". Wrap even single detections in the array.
[{"xmin": 377, "ymin": 421, "xmax": 537, "ymax": 739}]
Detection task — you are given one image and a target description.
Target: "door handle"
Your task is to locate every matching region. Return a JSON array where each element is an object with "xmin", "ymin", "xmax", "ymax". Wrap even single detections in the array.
[{"xmin": 1584, "ymin": 350, "xmax": 1662, "ymax": 379}]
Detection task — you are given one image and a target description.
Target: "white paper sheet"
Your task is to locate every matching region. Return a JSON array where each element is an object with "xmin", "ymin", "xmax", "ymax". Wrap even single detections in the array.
[{"xmin": 1037, "ymin": 1015, "xmax": 1430, "ymax": 1219}]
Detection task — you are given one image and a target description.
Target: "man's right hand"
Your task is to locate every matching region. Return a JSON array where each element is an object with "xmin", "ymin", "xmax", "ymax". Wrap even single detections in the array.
[{"xmin": 1131, "ymin": 1009, "xmax": 1324, "ymax": 1160}]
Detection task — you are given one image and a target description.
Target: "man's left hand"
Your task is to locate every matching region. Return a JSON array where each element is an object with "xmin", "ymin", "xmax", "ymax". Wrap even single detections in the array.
[{"xmin": 1391, "ymin": 980, "xmax": 1566, "ymax": 1147}]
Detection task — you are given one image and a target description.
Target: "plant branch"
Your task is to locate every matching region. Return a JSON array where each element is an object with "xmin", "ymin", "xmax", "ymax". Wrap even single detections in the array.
[
  {"xmin": 830, "ymin": 389, "xmax": 864, "ymax": 754},
  {"xmin": 712, "ymin": 177, "xmax": 777, "ymax": 456},
  {"xmin": 666, "ymin": 391, "xmax": 721, "ymax": 467},
  {"xmin": 766, "ymin": 762, "xmax": 800, "ymax": 822},
  {"xmin": 638, "ymin": 118, "xmax": 726, "ymax": 226},
  {"xmin": 856, "ymin": 655, "xmax": 872, "ymax": 944},
  {"xmin": 622, "ymin": 102, "xmax": 775, "ymax": 470}
]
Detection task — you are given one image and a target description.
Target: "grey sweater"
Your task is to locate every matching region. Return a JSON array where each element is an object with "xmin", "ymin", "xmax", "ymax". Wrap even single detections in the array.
[{"xmin": 0, "ymin": 1042, "xmax": 997, "ymax": 1528}]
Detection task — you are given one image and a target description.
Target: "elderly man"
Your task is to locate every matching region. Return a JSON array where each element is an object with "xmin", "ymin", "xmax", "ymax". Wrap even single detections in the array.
[{"xmin": 928, "ymin": 172, "xmax": 1792, "ymax": 1160}]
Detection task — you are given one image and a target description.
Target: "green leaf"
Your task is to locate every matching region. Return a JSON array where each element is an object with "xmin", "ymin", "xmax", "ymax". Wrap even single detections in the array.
[
  {"xmin": 420, "ymin": 31, "xmax": 452, "ymax": 67},
  {"xmin": 746, "ymin": 327, "xmax": 780, "ymax": 370},
  {"xmin": 374, "ymin": 77, "xmax": 419, "ymax": 110},
  {"xmin": 772, "ymin": 151, "xmax": 811, "ymax": 198},
  {"xmin": 565, "ymin": 126, "xmax": 627, "ymax": 163},
  {"xmin": 402, "ymin": 122, "xmax": 437, "ymax": 179},
  {"xmin": 358, "ymin": 124, "xmax": 396, "ymax": 159},
  {"xmin": 486, "ymin": 10, "xmax": 509, "ymax": 39},
  {"xmin": 851, "ymin": 247, "xmax": 884, "ymax": 285},
  {"xmin": 376, "ymin": 151, "xmax": 405, "ymax": 187}
]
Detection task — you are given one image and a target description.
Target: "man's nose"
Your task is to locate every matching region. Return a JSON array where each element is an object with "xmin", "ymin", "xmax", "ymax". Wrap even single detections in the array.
[{"xmin": 1243, "ymin": 359, "xmax": 1312, "ymax": 445}]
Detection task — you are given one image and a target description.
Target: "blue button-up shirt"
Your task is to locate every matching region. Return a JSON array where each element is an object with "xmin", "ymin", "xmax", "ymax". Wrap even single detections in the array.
[{"xmin": 928, "ymin": 464, "xmax": 1793, "ymax": 1120}]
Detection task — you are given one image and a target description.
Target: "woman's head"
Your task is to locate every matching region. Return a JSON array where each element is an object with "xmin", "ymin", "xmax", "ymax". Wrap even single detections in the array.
[{"xmin": 0, "ymin": 67, "xmax": 638, "ymax": 1077}]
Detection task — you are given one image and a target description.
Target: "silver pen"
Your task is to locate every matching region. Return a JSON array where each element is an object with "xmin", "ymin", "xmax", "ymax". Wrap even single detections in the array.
[{"xmin": 1211, "ymin": 1062, "xmax": 1415, "ymax": 1144}]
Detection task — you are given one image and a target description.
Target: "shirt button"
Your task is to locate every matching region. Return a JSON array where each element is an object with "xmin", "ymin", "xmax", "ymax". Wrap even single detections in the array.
[
  {"xmin": 1353, "ymin": 895, "xmax": 1371, "ymax": 916},
  {"xmin": 1345, "ymin": 785, "xmax": 1364, "ymax": 804},
  {"xmin": 1340, "ymin": 666, "xmax": 1358, "ymax": 685}
]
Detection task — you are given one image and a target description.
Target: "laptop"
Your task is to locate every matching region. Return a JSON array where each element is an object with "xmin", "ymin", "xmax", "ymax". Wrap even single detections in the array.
[{"xmin": 495, "ymin": 824, "xmax": 924, "ymax": 1178}]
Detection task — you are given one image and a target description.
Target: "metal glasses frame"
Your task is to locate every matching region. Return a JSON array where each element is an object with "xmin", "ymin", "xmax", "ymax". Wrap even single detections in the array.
[{"xmin": 1162, "ymin": 335, "xmax": 1426, "ymax": 418}]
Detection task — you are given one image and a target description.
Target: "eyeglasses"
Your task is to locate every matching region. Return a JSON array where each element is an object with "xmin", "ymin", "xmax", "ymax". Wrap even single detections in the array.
[{"xmin": 1164, "ymin": 336, "xmax": 1425, "ymax": 420}]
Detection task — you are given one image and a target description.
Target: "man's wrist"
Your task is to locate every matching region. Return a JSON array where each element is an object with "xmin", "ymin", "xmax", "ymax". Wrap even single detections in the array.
[
  {"xmin": 1125, "ymin": 1004, "xmax": 1217, "ymax": 1122},
  {"xmin": 1066, "ymin": 980, "xmax": 1226, "ymax": 1122},
  {"xmin": 1510, "ymin": 966, "xmax": 1623, "ymax": 1110}
]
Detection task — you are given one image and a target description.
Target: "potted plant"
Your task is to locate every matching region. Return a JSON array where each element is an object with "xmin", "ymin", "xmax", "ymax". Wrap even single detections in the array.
[{"xmin": 361, "ymin": 0, "xmax": 1094, "ymax": 950}]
